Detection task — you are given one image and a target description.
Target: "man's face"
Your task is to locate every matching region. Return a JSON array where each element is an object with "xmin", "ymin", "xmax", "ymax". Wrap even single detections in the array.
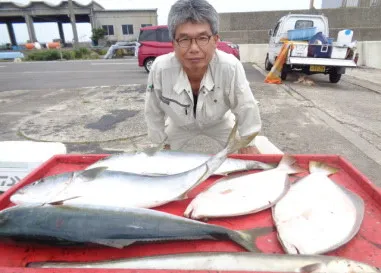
[{"xmin": 173, "ymin": 21, "xmax": 219, "ymax": 72}]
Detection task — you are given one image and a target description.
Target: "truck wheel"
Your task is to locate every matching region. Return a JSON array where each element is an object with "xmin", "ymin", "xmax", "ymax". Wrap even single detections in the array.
[
  {"xmin": 265, "ymin": 54, "xmax": 273, "ymax": 71},
  {"xmin": 144, "ymin": 57, "xmax": 155, "ymax": 73},
  {"xmin": 281, "ymin": 65, "xmax": 288, "ymax": 81},
  {"xmin": 329, "ymin": 72, "xmax": 342, "ymax": 83}
]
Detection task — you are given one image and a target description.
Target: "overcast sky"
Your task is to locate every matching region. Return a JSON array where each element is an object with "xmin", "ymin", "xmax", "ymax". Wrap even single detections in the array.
[{"xmin": 0, "ymin": 0, "xmax": 322, "ymax": 44}]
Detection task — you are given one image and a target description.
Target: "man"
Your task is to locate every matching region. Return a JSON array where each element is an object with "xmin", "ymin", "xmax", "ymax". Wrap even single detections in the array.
[{"xmin": 144, "ymin": 0, "xmax": 261, "ymax": 154}]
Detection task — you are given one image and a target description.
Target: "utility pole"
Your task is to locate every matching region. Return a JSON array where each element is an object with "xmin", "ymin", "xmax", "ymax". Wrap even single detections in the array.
[
  {"xmin": 310, "ymin": 0, "xmax": 315, "ymax": 9},
  {"xmin": 68, "ymin": 0, "xmax": 79, "ymax": 48}
]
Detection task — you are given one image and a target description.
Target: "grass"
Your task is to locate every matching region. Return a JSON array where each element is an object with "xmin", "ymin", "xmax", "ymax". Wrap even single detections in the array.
[{"xmin": 24, "ymin": 47, "xmax": 104, "ymax": 61}]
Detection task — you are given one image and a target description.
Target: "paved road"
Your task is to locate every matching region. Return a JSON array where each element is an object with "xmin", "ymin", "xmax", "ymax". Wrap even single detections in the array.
[{"xmin": 0, "ymin": 58, "xmax": 265, "ymax": 91}]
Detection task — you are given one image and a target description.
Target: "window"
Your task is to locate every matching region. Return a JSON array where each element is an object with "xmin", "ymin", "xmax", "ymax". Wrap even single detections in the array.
[
  {"xmin": 157, "ymin": 28, "xmax": 171, "ymax": 42},
  {"xmin": 272, "ymin": 22, "xmax": 280, "ymax": 36},
  {"xmin": 295, "ymin": 20, "xmax": 314, "ymax": 29},
  {"xmin": 122, "ymin": 24, "xmax": 134, "ymax": 35},
  {"xmin": 102, "ymin": 25, "xmax": 114, "ymax": 35},
  {"xmin": 141, "ymin": 24, "xmax": 152, "ymax": 27},
  {"xmin": 138, "ymin": 29, "xmax": 157, "ymax": 42}
]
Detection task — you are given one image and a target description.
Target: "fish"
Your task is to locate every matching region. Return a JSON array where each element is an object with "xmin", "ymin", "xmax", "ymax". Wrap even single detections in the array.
[
  {"xmin": 184, "ymin": 155, "xmax": 304, "ymax": 220},
  {"xmin": 0, "ymin": 204, "xmax": 272, "ymax": 252},
  {"xmin": 10, "ymin": 121, "xmax": 258, "ymax": 209},
  {"xmin": 272, "ymin": 161, "xmax": 365, "ymax": 255},
  {"xmin": 27, "ymin": 252, "xmax": 381, "ymax": 273},
  {"xmin": 85, "ymin": 150, "xmax": 274, "ymax": 176}
]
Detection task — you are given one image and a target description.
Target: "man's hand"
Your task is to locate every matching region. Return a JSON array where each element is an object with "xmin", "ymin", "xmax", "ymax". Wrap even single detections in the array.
[{"xmin": 238, "ymin": 146, "xmax": 259, "ymax": 154}]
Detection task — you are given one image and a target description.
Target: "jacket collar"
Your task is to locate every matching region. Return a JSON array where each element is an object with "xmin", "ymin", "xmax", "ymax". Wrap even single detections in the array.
[{"xmin": 173, "ymin": 62, "xmax": 215, "ymax": 94}]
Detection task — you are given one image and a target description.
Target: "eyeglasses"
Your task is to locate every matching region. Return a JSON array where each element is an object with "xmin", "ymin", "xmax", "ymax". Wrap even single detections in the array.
[{"xmin": 175, "ymin": 35, "xmax": 213, "ymax": 48}]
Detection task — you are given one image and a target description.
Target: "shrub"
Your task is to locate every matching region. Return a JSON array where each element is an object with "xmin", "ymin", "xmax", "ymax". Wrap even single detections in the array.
[
  {"xmin": 25, "ymin": 50, "xmax": 61, "ymax": 61},
  {"xmin": 74, "ymin": 47, "xmax": 91, "ymax": 59},
  {"xmin": 62, "ymin": 50, "xmax": 75, "ymax": 60}
]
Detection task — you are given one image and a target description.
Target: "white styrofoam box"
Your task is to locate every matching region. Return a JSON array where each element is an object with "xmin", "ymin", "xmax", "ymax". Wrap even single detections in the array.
[
  {"xmin": 254, "ymin": 136, "xmax": 284, "ymax": 155},
  {"xmin": 290, "ymin": 43, "xmax": 309, "ymax": 57},
  {"xmin": 331, "ymin": 46, "xmax": 348, "ymax": 59},
  {"xmin": 0, "ymin": 141, "xmax": 66, "ymax": 192}
]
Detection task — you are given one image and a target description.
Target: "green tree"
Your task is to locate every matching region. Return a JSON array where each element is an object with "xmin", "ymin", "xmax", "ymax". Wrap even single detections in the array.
[{"xmin": 91, "ymin": 27, "xmax": 106, "ymax": 46}]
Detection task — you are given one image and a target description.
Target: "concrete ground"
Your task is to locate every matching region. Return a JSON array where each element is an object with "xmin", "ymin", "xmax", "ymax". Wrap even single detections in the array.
[{"xmin": 0, "ymin": 58, "xmax": 380, "ymax": 189}]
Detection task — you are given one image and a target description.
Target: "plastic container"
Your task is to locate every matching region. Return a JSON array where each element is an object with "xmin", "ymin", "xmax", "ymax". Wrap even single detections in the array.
[
  {"xmin": 24, "ymin": 43, "xmax": 35, "ymax": 50},
  {"xmin": 0, "ymin": 154, "xmax": 380, "ymax": 272},
  {"xmin": 46, "ymin": 42, "xmax": 61, "ymax": 49},
  {"xmin": 337, "ymin": 29, "xmax": 353, "ymax": 46},
  {"xmin": 308, "ymin": 32, "xmax": 332, "ymax": 58},
  {"xmin": 287, "ymin": 27, "xmax": 317, "ymax": 41}
]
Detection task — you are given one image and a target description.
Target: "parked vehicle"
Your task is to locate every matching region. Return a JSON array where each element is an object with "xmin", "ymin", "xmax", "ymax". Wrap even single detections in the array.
[
  {"xmin": 137, "ymin": 25, "xmax": 240, "ymax": 73},
  {"xmin": 265, "ymin": 14, "xmax": 358, "ymax": 83}
]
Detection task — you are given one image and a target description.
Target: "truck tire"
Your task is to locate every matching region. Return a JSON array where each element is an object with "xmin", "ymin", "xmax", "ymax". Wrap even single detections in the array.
[
  {"xmin": 281, "ymin": 65, "xmax": 288, "ymax": 81},
  {"xmin": 329, "ymin": 71, "xmax": 342, "ymax": 83},
  {"xmin": 144, "ymin": 57, "xmax": 155, "ymax": 73},
  {"xmin": 265, "ymin": 54, "xmax": 273, "ymax": 71}
]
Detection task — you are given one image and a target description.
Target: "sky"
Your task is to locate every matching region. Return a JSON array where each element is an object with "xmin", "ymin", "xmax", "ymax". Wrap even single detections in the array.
[{"xmin": 0, "ymin": 0, "xmax": 322, "ymax": 44}]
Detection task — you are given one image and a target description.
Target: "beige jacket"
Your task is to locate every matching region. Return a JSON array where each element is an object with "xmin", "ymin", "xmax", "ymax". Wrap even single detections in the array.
[{"xmin": 144, "ymin": 49, "xmax": 262, "ymax": 146}]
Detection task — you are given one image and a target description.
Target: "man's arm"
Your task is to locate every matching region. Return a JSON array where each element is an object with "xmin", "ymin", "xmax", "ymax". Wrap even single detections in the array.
[
  {"xmin": 229, "ymin": 62, "xmax": 262, "ymax": 153},
  {"xmin": 144, "ymin": 66, "xmax": 167, "ymax": 145}
]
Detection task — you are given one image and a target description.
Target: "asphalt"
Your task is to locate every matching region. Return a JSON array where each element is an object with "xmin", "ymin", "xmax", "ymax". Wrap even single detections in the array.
[{"xmin": 0, "ymin": 58, "xmax": 381, "ymax": 189}]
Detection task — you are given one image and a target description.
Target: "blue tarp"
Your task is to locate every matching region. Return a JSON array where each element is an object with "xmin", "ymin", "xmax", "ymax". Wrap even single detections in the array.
[{"xmin": 0, "ymin": 51, "xmax": 25, "ymax": 59}]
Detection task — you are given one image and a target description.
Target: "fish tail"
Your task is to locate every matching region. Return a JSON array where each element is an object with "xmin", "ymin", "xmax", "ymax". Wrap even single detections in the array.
[
  {"xmin": 309, "ymin": 161, "xmax": 339, "ymax": 176},
  {"xmin": 230, "ymin": 226, "xmax": 275, "ymax": 252},
  {"xmin": 246, "ymin": 161, "xmax": 276, "ymax": 170},
  {"xmin": 226, "ymin": 121, "xmax": 259, "ymax": 154},
  {"xmin": 275, "ymin": 155, "xmax": 305, "ymax": 175}
]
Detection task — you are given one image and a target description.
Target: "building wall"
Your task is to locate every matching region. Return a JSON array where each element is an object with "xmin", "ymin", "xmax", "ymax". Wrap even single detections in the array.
[
  {"xmin": 218, "ymin": 6, "xmax": 381, "ymax": 44},
  {"xmin": 93, "ymin": 10, "xmax": 158, "ymax": 41},
  {"xmin": 321, "ymin": 0, "xmax": 343, "ymax": 9}
]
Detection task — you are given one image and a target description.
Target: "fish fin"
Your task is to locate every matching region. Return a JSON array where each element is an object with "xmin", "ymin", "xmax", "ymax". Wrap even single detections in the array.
[
  {"xmin": 183, "ymin": 202, "xmax": 194, "ymax": 218},
  {"xmin": 176, "ymin": 191, "xmax": 190, "ymax": 200},
  {"xmin": 276, "ymin": 155, "xmax": 305, "ymax": 175},
  {"xmin": 309, "ymin": 161, "xmax": 339, "ymax": 176},
  {"xmin": 139, "ymin": 137, "xmax": 168, "ymax": 156},
  {"xmin": 26, "ymin": 262, "xmax": 47, "ymax": 268},
  {"xmin": 232, "ymin": 226, "xmax": 275, "ymax": 252},
  {"xmin": 77, "ymin": 167, "xmax": 108, "ymax": 182},
  {"xmin": 244, "ymin": 160, "xmax": 276, "ymax": 171},
  {"xmin": 45, "ymin": 196, "xmax": 81, "ymax": 206},
  {"xmin": 298, "ymin": 263, "xmax": 325, "ymax": 273},
  {"xmin": 90, "ymin": 239, "xmax": 136, "ymax": 249}
]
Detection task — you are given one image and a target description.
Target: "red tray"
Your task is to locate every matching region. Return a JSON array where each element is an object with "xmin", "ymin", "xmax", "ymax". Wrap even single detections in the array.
[{"xmin": 0, "ymin": 154, "xmax": 381, "ymax": 273}]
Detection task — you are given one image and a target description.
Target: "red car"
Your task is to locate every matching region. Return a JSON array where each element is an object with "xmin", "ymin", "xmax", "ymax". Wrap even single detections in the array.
[{"xmin": 137, "ymin": 25, "xmax": 240, "ymax": 73}]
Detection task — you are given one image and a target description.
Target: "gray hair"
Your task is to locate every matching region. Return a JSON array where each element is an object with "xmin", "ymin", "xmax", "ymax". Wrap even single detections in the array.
[{"xmin": 167, "ymin": 0, "xmax": 219, "ymax": 40}]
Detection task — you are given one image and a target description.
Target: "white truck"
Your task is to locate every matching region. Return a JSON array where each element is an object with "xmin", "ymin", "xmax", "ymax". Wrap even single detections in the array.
[{"xmin": 264, "ymin": 14, "xmax": 358, "ymax": 83}]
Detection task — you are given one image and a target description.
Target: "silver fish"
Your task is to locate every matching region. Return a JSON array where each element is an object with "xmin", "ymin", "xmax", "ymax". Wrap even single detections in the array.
[
  {"xmin": 27, "ymin": 252, "xmax": 381, "ymax": 273},
  {"xmin": 10, "ymin": 121, "xmax": 258, "ymax": 209},
  {"xmin": 0, "ymin": 204, "xmax": 271, "ymax": 252},
  {"xmin": 85, "ymin": 150, "xmax": 274, "ymax": 176},
  {"xmin": 184, "ymin": 155, "xmax": 304, "ymax": 220},
  {"xmin": 272, "ymin": 161, "xmax": 365, "ymax": 255}
]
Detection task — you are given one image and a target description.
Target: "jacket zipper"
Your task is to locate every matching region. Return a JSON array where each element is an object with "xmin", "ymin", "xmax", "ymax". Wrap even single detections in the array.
[{"xmin": 159, "ymin": 94, "xmax": 191, "ymax": 115}]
